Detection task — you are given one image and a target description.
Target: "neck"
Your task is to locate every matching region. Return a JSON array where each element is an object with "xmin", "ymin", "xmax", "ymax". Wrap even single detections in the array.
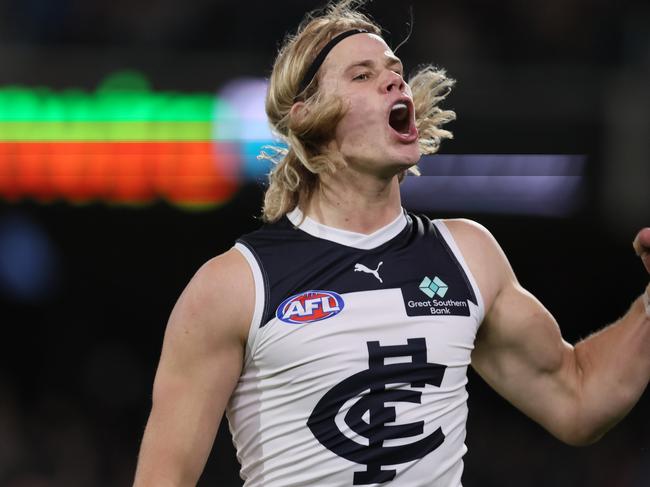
[{"xmin": 301, "ymin": 166, "xmax": 403, "ymax": 235}]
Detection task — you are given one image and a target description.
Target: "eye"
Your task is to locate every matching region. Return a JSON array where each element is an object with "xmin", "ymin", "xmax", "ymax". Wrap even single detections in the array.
[{"xmin": 353, "ymin": 72, "xmax": 371, "ymax": 81}]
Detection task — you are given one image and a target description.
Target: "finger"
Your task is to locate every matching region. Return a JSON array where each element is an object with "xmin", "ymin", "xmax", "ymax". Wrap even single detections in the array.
[{"xmin": 632, "ymin": 227, "xmax": 650, "ymax": 256}]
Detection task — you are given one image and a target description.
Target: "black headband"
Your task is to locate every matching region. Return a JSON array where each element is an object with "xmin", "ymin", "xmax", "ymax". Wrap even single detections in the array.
[{"xmin": 296, "ymin": 28, "xmax": 370, "ymax": 97}]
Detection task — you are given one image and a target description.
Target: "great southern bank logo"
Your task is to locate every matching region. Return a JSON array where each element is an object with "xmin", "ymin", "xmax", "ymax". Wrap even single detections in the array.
[
  {"xmin": 405, "ymin": 276, "xmax": 469, "ymax": 316},
  {"xmin": 276, "ymin": 290, "xmax": 344, "ymax": 324},
  {"xmin": 419, "ymin": 276, "xmax": 448, "ymax": 298}
]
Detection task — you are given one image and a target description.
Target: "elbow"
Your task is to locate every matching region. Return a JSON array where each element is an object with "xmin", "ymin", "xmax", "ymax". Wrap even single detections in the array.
[
  {"xmin": 559, "ymin": 388, "xmax": 640, "ymax": 446},
  {"xmin": 555, "ymin": 427, "xmax": 604, "ymax": 447},
  {"xmin": 545, "ymin": 397, "xmax": 609, "ymax": 446},
  {"xmin": 550, "ymin": 407, "xmax": 612, "ymax": 447}
]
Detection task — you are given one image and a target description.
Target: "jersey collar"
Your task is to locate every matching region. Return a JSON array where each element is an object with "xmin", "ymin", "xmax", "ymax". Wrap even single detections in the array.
[{"xmin": 286, "ymin": 207, "xmax": 408, "ymax": 250}]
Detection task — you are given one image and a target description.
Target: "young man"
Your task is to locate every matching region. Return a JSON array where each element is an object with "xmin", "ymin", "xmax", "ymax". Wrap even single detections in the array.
[{"xmin": 133, "ymin": 1, "xmax": 650, "ymax": 485}]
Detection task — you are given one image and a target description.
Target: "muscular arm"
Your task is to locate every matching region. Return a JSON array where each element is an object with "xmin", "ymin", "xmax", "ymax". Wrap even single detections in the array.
[
  {"xmin": 133, "ymin": 249, "xmax": 252, "ymax": 486},
  {"xmin": 447, "ymin": 220, "xmax": 650, "ymax": 446}
]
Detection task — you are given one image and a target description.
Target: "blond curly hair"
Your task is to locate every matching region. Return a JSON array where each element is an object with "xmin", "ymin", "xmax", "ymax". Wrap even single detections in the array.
[{"xmin": 261, "ymin": 0, "xmax": 455, "ymax": 222}]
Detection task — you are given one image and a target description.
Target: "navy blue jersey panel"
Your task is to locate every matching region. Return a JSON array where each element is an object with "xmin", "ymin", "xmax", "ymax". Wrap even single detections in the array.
[{"xmin": 237, "ymin": 214, "xmax": 478, "ymax": 326}]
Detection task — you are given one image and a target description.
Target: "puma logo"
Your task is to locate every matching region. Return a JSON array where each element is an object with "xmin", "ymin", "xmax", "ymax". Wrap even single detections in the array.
[{"xmin": 354, "ymin": 262, "xmax": 383, "ymax": 283}]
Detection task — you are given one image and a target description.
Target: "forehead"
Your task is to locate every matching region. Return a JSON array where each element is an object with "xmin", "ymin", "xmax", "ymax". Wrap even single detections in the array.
[{"xmin": 321, "ymin": 33, "xmax": 399, "ymax": 74}]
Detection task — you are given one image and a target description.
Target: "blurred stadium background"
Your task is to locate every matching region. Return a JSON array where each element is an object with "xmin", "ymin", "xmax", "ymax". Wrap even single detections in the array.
[{"xmin": 0, "ymin": 0, "xmax": 649, "ymax": 485}]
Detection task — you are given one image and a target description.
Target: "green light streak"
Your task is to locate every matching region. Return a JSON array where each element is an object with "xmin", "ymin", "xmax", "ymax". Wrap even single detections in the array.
[
  {"xmin": 0, "ymin": 71, "xmax": 231, "ymax": 124},
  {"xmin": 0, "ymin": 89, "xmax": 218, "ymax": 122}
]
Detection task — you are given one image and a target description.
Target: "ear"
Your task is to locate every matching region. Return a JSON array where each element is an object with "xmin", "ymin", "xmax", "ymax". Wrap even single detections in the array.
[{"xmin": 290, "ymin": 101, "xmax": 309, "ymax": 125}]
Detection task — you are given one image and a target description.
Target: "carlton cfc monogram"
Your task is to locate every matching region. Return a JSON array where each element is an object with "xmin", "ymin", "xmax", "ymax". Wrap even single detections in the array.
[{"xmin": 307, "ymin": 338, "xmax": 448, "ymax": 485}]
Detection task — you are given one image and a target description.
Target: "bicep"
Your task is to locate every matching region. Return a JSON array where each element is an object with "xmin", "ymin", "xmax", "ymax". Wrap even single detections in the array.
[
  {"xmin": 134, "ymin": 251, "xmax": 251, "ymax": 486},
  {"xmin": 148, "ymin": 301, "xmax": 244, "ymax": 471},
  {"xmin": 472, "ymin": 281, "xmax": 581, "ymax": 441}
]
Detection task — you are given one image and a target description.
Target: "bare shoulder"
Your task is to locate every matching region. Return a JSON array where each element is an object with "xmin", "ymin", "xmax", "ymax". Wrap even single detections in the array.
[
  {"xmin": 167, "ymin": 247, "xmax": 254, "ymax": 349},
  {"xmin": 440, "ymin": 218, "xmax": 514, "ymax": 312},
  {"xmin": 194, "ymin": 248, "xmax": 254, "ymax": 306},
  {"xmin": 441, "ymin": 218, "xmax": 496, "ymax": 251}
]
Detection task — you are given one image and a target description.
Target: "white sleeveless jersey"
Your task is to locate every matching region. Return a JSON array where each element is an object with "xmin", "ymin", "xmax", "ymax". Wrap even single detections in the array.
[{"xmin": 228, "ymin": 208, "xmax": 484, "ymax": 486}]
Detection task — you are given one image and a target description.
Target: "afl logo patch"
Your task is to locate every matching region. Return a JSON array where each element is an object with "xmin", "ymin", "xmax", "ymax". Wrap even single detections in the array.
[{"xmin": 277, "ymin": 290, "xmax": 344, "ymax": 324}]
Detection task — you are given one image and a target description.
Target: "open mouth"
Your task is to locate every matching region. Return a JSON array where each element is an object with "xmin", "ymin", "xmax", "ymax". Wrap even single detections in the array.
[{"xmin": 388, "ymin": 101, "xmax": 412, "ymax": 135}]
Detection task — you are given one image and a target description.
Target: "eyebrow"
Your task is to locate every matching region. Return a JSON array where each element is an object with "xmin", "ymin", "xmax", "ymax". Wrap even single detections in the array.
[{"xmin": 344, "ymin": 57, "xmax": 404, "ymax": 74}]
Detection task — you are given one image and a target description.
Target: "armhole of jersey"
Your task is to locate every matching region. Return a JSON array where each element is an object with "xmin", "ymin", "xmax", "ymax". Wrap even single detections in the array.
[
  {"xmin": 432, "ymin": 219, "xmax": 486, "ymax": 325},
  {"xmin": 234, "ymin": 242, "xmax": 266, "ymax": 366}
]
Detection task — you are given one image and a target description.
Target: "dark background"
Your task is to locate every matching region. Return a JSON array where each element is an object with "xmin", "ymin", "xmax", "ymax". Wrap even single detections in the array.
[{"xmin": 1, "ymin": 0, "xmax": 649, "ymax": 485}]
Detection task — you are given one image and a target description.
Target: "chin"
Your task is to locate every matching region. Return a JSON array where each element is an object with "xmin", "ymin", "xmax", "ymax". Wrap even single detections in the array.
[{"xmin": 392, "ymin": 146, "xmax": 421, "ymax": 167}]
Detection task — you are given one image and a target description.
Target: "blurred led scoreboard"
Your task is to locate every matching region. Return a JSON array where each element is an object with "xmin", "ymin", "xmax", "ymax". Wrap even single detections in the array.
[
  {"xmin": 0, "ymin": 71, "xmax": 276, "ymax": 208},
  {"xmin": 0, "ymin": 71, "xmax": 585, "ymax": 215}
]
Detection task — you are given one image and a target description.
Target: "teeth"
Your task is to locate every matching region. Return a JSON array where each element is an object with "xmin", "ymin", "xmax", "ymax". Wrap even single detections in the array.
[{"xmin": 390, "ymin": 102, "xmax": 409, "ymax": 125}]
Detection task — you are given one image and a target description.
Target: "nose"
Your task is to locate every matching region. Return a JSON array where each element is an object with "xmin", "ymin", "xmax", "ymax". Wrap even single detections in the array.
[{"xmin": 381, "ymin": 70, "xmax": 406, "ymax": 94}]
